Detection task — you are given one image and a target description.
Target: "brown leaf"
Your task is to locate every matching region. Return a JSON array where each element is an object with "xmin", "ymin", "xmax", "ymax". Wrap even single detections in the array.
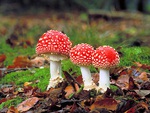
[
  {"xmin": 90, "ymin": 96, "xmax": 118, "ymax": 111},
  {"xmin": 64, "ymin": 83, "xmax": 80, "ymax": 99},
  {"xmin": 31, "ymin": 57, "xmax": 45, "ymax": 67},
  {"xmin": 1, "ymin": 86, "xmax": 14, "ymax": 93},
  {"xmin": 64, "ymin": 85, "xmax": 75, "ymax": 99},
  {"xmin": 138, "ymin": 72, "xmax": 148, "ymax": 81},
  {"xmin": 75, "ymin": 75, "xmax": 83, "ymax": 84},
  {"xmin": 134, "ymin": 62, "xmax": 150, "ymax": 70},
  {"xmin": 0, "ymin": 98, "xmax": 8, "ymax": 104},
  {"xmin": 0, "ymin": 54, "xmax": 6, "ymax": 70},
  {"xmin": 0, "ymin": 54, "xmax": 6, "ymax": 63},
  {"xmin": 7, "ymin": 56, "xmax": 33, "ymax": 69},
  {"xmin": 24, "ymin": 82, "xmax": 32, "ymax": 87},
  {"xmin": 116, "ymin": 74, "xmax": 130, "ymax": 90},
  {"xmin": 116, "ymin": 99, "xmax": 136, "ymax": 112},
  {"xmin": 7, "ymin": 106, "xmax": 18, "ymax": 113},
  {"xmin": 128, "ymin": 77, "xmax": 139, "ymax": 90},
  {"xmin": 49, "ymin": 87, "xmax": 65, "ymax": 104},
  {"xmin": 17, "ymin": 97, "xmax": 39, "ymax": 112},
  {"xmin": 24, "ymin": 86, "xmax": 39, "ymax": 97},
  {"xmin": 140, "ymin": 81, "xmax": 150, "ymax": 90},
  {"xmin": 125, "ymin": 102, "xmax": 149, "ymax": 113}
]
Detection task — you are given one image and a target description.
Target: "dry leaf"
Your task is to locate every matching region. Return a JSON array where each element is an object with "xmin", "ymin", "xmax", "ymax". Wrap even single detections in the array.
[
  {"xmin": 7, "ymin": 106, "xmax": 18, "ymax": 113},
  {"xmin": 64, "ymin": 83, "xmax": 80, "ymax": 99},
  {"xmin": 0, "ymin": 54, "xmax": 6, "ymax": 63},
  {"xmin": 65, "ymin": 85, "xmax": 75, "ymax": 99},
  {"xmin": 134, "ymin": 90, "xmax": 150, "ymax": 97},
  {"xmin": 138, "ymin": 72, "xmax": 148, "ymax": 81},
  {"xmin": 24, "ymin": 82, "xmax": 32, "ymax": 87},
  {"xmin": 128, "ymin": 77, "xmax": 139, "ymax": 90},
  {"xmin": 31, "ymin": 57, "xmax": 45, "ymax": 67},
  {"xmin": 125, "ymin": 102, "xmax": 149, "ymax": 113},
  {"xmin": 17, "ymin": 97, "xmax": 39, "ymax": 112},
  {"xmin": 116, "ymin": 74, "xmax": 130, "ymax": 90},
  {"xmin": 140, "ymin": 81, "xmax": 150, "ymax": 90},
  {"xmin": 90, "ymin": 96, "xmax": 118, "ymax": 111},
  {"xmin": 7, "ymin": 56, "xmax": 33, "ymax": 69}
]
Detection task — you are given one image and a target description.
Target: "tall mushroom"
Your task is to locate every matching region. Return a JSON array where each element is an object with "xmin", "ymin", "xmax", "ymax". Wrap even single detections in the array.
[
  {"xmin": 36, "ymin": 30, "xmax": 72, "ymax": 90},
  {"xmin": 70, "ymin": 43, "xmax": 97, "ymax": 90},
  {"xmin": 92, "ymin": 46, "xmax": 120, "ymax": 92}
]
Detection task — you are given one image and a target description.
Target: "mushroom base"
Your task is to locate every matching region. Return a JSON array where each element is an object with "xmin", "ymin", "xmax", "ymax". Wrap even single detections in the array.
[
  {"xmin": 47, "ymin": 77, "xmax": 64, "ymax": 90},
  {"xmin": 83, "ymin": 82, "xmax": 97, "ymax": 91},
  {"xmin": 80, "ymin": 66, "xmax": 97, "ymax": 90}
]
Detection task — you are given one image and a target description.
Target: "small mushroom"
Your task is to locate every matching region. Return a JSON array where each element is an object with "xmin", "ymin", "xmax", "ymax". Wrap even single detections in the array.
[
  {"xmin": 70, "ymin": 43, "xmax": 97, "ymax": 90},
  {"xmin": 92, "ymin": 46, "xmax": 120, "ymax": 92},
  {"xmin": 36, "ymin": 30, "xmax": 72, "ymax": 90}
]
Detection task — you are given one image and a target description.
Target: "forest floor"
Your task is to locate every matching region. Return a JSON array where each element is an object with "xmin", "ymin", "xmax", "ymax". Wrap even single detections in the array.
[{"xmin": 0, "ymin": 11, "xmax": 150, "ymax": 113}]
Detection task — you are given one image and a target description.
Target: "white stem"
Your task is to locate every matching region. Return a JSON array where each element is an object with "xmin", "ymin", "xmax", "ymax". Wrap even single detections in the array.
[
  {"xmin": 80, "ymin": 66, "xmax": 96, "ymax": 90},
  {"xmin": 98, "ymin": 68, "xmax": 110, "ymax": 92},
  {"xmin": 47, "ymin": 56, "xmax": 64, "ymax": 90},
  {"xmin": 50, "ymin": 60, "xmax": 62, "ymax": 79}
]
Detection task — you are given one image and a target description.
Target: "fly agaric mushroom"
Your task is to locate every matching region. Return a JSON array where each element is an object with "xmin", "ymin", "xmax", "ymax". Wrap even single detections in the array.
[
  {"xmin": 36, "ymin": 30, "xmax": 72, "ymax": 90},
  {"xmin": 92, "ymin": 46, "xmax": 120, "ymax": 92},
  {"xmin": 70, "ymin": 43, "xmax": 97, "ymax": 90}
]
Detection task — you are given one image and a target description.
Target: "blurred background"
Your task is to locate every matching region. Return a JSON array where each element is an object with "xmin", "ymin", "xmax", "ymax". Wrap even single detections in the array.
[
  {"xmin": 0, "ymin": 0, "xmax": 150, "ymax": 67},
  {"xmin": 0, "ymin": 0, "xmax": 150, "ymax": 13}
]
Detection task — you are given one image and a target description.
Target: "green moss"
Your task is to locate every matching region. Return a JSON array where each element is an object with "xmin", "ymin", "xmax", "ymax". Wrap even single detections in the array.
[
  {"xmin": 0, "ymin": 96, "xmax": 23, "ymax": 110},
  {"xmin": 0, "ymin": 68, "xmax": 49, "ymax": 91},
  {"xmin": 110, "ymin": 84, "xmax": 119, "ymax": 92},
  {"xmin": 120, "ymin": 47, "xmax": 150, "ymax": 66}
]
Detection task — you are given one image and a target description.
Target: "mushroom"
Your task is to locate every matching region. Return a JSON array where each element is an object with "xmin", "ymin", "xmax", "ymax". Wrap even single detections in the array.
[
  {"xmin": 70, "ymin": 43, "xmax": 97, "ymax": 90},
  {"xmin": 36, "ymin": 30, "xmax": 72, "ymax": 90},
  {"xmin": 92, "ymin": 46, "xmax": 120, "ymax": 92}
]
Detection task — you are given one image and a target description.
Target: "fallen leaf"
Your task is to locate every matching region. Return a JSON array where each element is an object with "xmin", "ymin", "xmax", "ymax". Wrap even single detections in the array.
[
  {"xmin": 7, "ymin": 106, "xmax": 18, "ymax": 113},
  {"xmin": 64, "ymin": 85, "xmax": 75, "ymax": 99},
  {"xmin": 7, "ymin": 56, "xmax": 33, "ymax": 69},
  {"xmin": 0, "ymin": 54, "xmax": 6, "ymax": 63},
  {"xmin": 17, "ymin": 97, "xmax": 39, "ymax": 112},
  {"xmin": 116, "ymin": 74, "xmax": 130, "ymax": 90},
  {"xmin": 125, "ymin": 102, "xmax": 149, "ymax": 113},
  {"xmin": 134, "ymin": 90, "xmax": 150, "ymax": 97},
  {"xmin": 24, "ymin": 82, "xmax": 32, "ymax": 87},
  {"xmin": 1, "ymin": 86, "xmax": 14, "ymax": 93},
  {"xmin": 128, "ymin": 77, "xmax": 139, "ymax": 90},
  {"xmin": 90, "ymin": 96, "xmax": 118, "ymax": 111},
  {"xmin": 138, "ymin": 72, "xmax": 148, "ymax": 81},
  {"xmin": 140, "ymin": 81, "xmax": 150, "ymax": 90},
  {"xmin": 0, "ymin": 98, "xmax": 7, "ymax": 104},
  {"xmin": 24, "ymin": 86, "xmax": 39, "ymax": 97},
  {"xmin": 116, "ymin": 99, "xmax": 136, "ymax": 113},
  {"xmin": 31, "ymin": 56, "xmax": 46, "ymax": 67}
]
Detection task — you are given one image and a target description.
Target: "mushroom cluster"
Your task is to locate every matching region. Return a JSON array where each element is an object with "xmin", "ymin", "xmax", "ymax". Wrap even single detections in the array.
[{"xmin": 36, "ymin": 30, "xmax": 120, "ymax": 92}]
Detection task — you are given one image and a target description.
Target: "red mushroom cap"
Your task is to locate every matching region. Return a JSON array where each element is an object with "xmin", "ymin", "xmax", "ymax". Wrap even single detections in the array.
[
  {"xmin": 70, "ymin": 43, "xmax": 94, "ymax": 66},
  {"xmin": 92, "ymin": 46, "xmax": 120, "ymax": 69},
  {"xmin": 36, "ymin": 30, "xmax": 72, "ymax": 56}
]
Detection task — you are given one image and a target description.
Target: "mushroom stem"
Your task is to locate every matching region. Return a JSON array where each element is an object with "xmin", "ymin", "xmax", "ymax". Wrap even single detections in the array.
[
  {"xmin": 50, "ymin": 60, "xmax": 62, "ymax": 79},
  {"xmin": 98, "ymin": 69, "xmax": 110, "ymax": 92},
  {"xmin": 47, "ymin": 58, "xmax": 63, "ymax": 90},
  {"xmin": 80, "ymin": 66, "xmax": 96, "ymax": 90}
]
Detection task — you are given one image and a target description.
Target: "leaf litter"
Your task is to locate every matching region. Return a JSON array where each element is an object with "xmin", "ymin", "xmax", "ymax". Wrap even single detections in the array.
[{"xmin": 0, "ymin": 63, "xmax": 149, "ymax": 112}]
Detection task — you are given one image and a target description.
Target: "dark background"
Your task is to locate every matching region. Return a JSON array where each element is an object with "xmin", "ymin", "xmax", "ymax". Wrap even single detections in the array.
[{"xmin": 0, "ymin": 0, "xmax": 150, "ymax": 14}]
